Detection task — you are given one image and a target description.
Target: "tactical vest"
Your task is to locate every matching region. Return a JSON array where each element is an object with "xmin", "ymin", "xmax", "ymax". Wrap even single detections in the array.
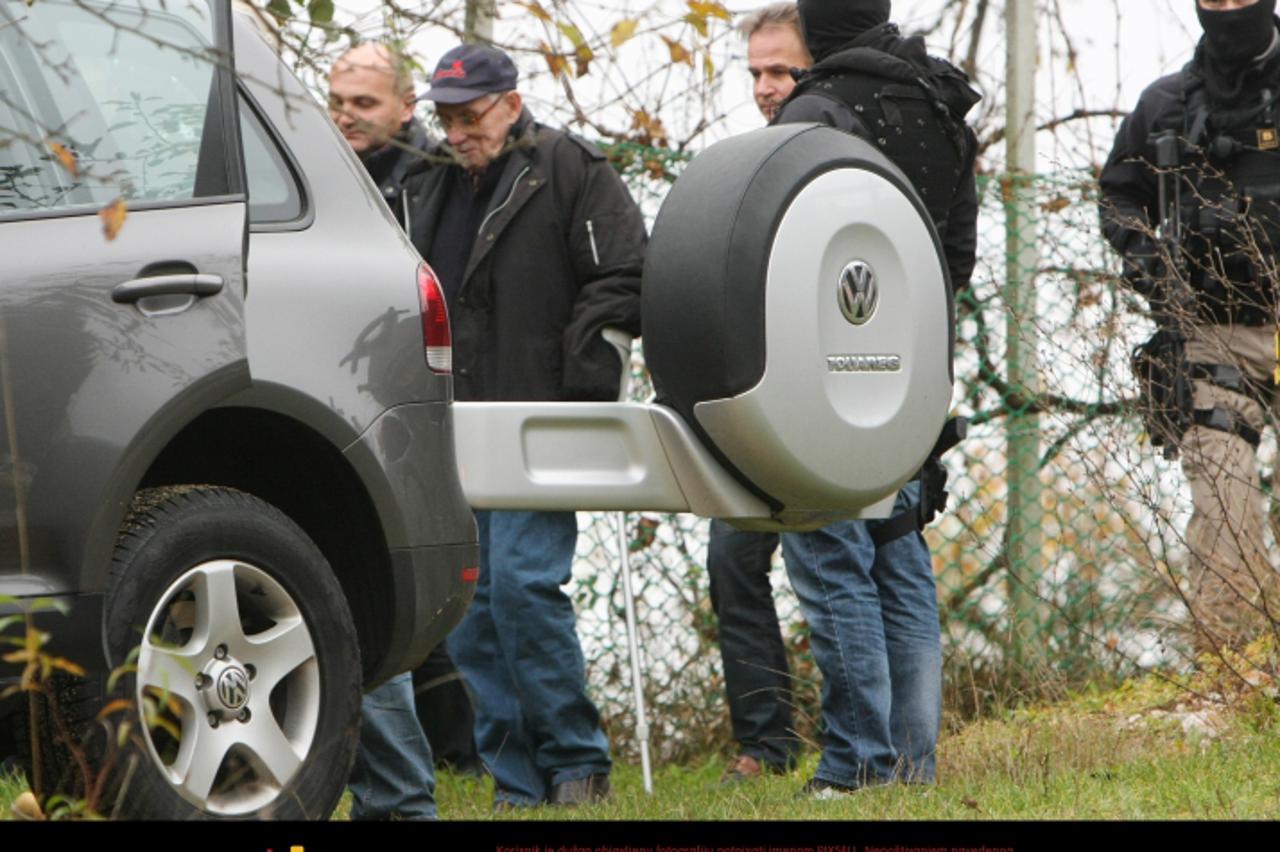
[
  {"xmin": 1165, "ymin": 69, "xmax": 1280, "ymax": 323},
  {"xmin": 789, "ymin": 47, "xmax": 974, "ymax": 237}
]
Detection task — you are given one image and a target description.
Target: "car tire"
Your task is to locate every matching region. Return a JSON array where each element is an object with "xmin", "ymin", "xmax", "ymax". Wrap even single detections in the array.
[{"xmin": 93, "ymin": 485, "xmax": 361, "ymax": 819}]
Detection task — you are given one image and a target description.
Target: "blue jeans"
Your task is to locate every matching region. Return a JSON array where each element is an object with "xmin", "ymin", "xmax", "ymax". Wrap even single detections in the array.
[
  {"xmin": 449, "ymin": 510, "xmax": 611, "ymax": 806},
  {"xmin": 707, "ymin": 522, "xmax": 799, "ymax": 771},
  {"xmin": 348, "ymin": 672, "xmax": 437, "ymax": 820},
  {"xmin": 781, "ymin": 483, "xmax": 941, "ymax": 788}
]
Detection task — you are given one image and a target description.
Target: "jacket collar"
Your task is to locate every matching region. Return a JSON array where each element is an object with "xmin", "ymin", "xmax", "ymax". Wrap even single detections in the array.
[{"xmin": 460, "ymin": 109, "xmax": 546, "ymax": 283}]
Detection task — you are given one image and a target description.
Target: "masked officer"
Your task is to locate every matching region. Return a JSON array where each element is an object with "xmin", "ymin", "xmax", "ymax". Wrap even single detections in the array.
[
  {"xmin": 772, "ymin": 0, "xmax": 979, "ymax": 797},
  {"xmin": 1100, "ymin": 0, "xmax": 1280, "ymax": 651}
]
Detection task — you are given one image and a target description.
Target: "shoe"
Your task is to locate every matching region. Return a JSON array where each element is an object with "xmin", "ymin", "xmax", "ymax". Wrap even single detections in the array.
[
  {"xmin": 548, "ymin": 773, "xmax": 611, "ymax": 806},
  {"xmin": 797, "ymin": 777, "xmax": 860, "ymax": 800},
  {"xmin": 719, "ymin": 754, "xmax": 765, "ymax": 785},
  {"xmin": 492, "ymin": 790, "xmax": 540, "ymax": 812}
]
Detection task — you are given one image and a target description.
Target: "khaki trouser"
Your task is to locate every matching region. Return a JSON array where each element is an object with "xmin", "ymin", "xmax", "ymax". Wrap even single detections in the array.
[{"xmin": 1179, "ymin": 323, "xmax": 1280, "ymax": 650}]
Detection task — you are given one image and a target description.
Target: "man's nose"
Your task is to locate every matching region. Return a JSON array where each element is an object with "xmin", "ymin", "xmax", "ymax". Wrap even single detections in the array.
[{"xmin": 447, "ymin": 125, "xmax": 469, "ymax": 147}]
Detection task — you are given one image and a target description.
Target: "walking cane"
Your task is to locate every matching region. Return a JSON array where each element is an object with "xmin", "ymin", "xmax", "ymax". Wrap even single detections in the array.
[{"xmin": 602, "ymin": 328, "xmax": 654, "ymax": 794}]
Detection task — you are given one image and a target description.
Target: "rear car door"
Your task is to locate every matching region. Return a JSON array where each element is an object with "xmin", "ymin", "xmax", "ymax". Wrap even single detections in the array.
[{"xmin": 0, "ymin": 0, "xmax": 249, "ymax": 616}]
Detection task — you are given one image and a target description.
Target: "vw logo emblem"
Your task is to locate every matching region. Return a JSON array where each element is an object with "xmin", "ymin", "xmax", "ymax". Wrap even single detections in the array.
[
  {"xmin": 217, "ymin": 668, "xmax": 249, "ymax": 710},
  {"xmin": 837, "ymin": 260, "xmax": 879, "ymax": 326}
]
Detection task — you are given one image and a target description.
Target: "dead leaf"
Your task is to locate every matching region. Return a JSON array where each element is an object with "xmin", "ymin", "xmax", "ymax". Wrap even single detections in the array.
[
  {"xmin": 611, "ymin": 19, "xmax": 638, "ymax": 48},
  {"xmin": 47, "ymin": 141, "xmax": 78, "ymax": 177},
  {"xmin": 98, "ymin": 698, "xmax": 134, "ymax": 719},
  {"xmin": 703, "ymin": 50, "xmax": 715, "ymax": 82},
  {"xmin": 630, "ymin": 109, "xmax": 670, "ymax": 148},
  {"xmin": 539, "ymin": 41, "xmax": 571, "ymax": 78},
  {"xmin": 1041, "ymin": 195, "xmax": 1071, "ymax": 213},
  {"xmin": 99, "ymin": 197, "xmax": 128, "ymax": 241},
  {"xmin": 48, "ymin": 655, "xmax": 86, "ymax": 677},
  {"xmin": 661, "ymin": 36, "xmax": 694, "ymax": 67},
  {"xmin": 630, "ymin": 517, "xmax": 661, "ymax": 552},
  {"xmin": 683, "ymin": 12, "xmax": 708, "ymax": 37},
  {"xmin": 575, "ymin": 44, "xmax": 594, "ymax": 77},
  {"xmin": 962, "ymin": 796, "xmax": 981, "ymax": 811},
  {"xmin": 557, "ymin": 21, "xmax": 587, "ymax": 49},
  {"xmin": 517, "ymin": 0, "xmax": 552, "ymax": 23},
  {"xmin": 688, "ymin": 1, "xmax": 731, "ymax": 21}
]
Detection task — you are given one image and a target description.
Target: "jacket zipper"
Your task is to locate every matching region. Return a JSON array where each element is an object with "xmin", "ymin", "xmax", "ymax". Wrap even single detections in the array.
[
  {"xmin": 586, "ymin": 219, "xmax": 601, "ymax": 266},
  {"xmin": 478, "ymin": 165, "xmax": 531, "ymax": 238}
]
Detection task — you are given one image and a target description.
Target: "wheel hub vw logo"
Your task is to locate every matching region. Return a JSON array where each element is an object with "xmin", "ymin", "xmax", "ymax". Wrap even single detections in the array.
[
  {"xmin": 217, "ymin": 667, "xmax": 249, "ymax": 710},
  {"xmin": 837, "ymin": 260, "xmax": 879, "ymax": 326}
]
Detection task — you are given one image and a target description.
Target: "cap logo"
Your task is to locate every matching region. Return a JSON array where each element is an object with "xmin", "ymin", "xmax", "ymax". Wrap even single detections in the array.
[{"xmin": 435, "ymin": 60, "xmax": 466, "ymax": 81}]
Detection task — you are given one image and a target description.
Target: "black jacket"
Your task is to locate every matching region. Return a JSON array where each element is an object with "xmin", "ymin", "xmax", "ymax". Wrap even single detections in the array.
[
  {"xmin": 361, "ymin": 118, "xmax": 434, "ymax": 230},
  {"xmin": 405, "ymin": 111, "xmax": 646, "ymax": 402},
  {"xmin": 776, "ymin": 23, "xmax": 981, "ymax": 291},
  {"xmin": 1099, "ymin": 26, "xmax": 1280, "ymax": 321}
]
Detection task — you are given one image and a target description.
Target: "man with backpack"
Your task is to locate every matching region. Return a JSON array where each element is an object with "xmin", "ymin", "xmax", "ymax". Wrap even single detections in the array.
[{"xmin": 773, "ymin": 0, "xmax": 980, "ymax": 797}]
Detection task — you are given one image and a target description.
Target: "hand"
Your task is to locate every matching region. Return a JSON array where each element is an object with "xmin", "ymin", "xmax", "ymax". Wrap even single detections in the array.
[{"xmin": 1121, "ymin": 235, "xmax": 1164, "ymax": 298}]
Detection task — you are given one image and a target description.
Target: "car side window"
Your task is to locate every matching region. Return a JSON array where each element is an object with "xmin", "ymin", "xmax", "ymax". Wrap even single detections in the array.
[
  {"xmin": 0, "ymin": 0, "xmax": 226, "ymax": 215},
  {"xmin": 240, "ymin": 97, "xmax": 304, "ymax": 225}
]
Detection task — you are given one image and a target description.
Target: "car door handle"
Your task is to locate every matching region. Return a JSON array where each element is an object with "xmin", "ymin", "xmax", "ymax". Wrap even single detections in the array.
[{"xmin": 111, "ymin": 274, "xmax": 224, "ymax": 304}]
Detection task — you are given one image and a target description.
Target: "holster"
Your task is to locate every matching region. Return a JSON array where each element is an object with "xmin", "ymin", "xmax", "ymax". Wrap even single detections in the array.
[
  {"xmin": 870, "ymin": 417, "xmax": 967, "ymax": 546},
  {"xmin": 1131, "ymin": 327, "xmax": 1194, "ymax": 457}
]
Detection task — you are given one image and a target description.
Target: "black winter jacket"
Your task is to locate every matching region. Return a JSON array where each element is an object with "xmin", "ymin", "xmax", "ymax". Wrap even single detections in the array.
[
  {"xmin": 776, "ymin": 23, "xmax": 981, "ymax": 291},
  {"xmin": 404, "ymin": 111, "xmax": 646, "ymax": 402},
  {"xmin": 1100, "ymin": 30, "xmax": 1280, "ymax": 322},
  {"xmin": 360, "ymin": 118, "xmax": 434, "ymax": 230}
]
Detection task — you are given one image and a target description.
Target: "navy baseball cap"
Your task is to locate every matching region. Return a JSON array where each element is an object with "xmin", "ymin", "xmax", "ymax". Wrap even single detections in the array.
[{"xmin": 422, "ymin": 43, "xmax": 518, "ymax": 104}]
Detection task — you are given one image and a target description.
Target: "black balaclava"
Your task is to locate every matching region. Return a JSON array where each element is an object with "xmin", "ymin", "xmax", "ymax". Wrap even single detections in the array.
[
  {"xmin": 797, "ymin": 0, "xmax": 891, "ymax": 62},
  {"xmin": 1197, "ymin": 0, "xmax": 1277, "ymax": 70}
]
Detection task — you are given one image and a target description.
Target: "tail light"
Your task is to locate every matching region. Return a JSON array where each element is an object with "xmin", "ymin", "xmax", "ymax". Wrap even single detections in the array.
[{"xmin": 417, "ymin": 262, "xmax": 452, "ymax": 374}]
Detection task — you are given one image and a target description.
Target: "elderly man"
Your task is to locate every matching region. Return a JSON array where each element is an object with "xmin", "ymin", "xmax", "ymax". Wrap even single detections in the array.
[
  {"xmin": 405, "ymin": 43, "xmax": 646, "ymax": 809},
  {"xmin": 327, "ymin": 42, "xmax": 480, "ymax": 820},
  {"xmin": 706, "ymin": 3, "xmax": 812, "ymax": 786}
]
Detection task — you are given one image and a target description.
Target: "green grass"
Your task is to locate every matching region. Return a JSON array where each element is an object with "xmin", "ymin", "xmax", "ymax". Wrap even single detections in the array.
[
  {"xmin": 5, "ymin": 681, "xmax": 1280, "ymax": 820},
  {"xmin": 427, "ymin": 724, "xmax": 1280, "ymax": 820},
  {"xmin": 1, "ymin": 764, "xmax": 27, "ymax": 818}
]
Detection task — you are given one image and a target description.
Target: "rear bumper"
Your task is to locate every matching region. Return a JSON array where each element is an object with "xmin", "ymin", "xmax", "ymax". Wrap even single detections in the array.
[
  {"xmin": 369, "ymin": 542, "xmax": 478, "ymax": 686},
  {"xmin": 345, "ymin": 400, "xmax": 479, "ymax": 684}
]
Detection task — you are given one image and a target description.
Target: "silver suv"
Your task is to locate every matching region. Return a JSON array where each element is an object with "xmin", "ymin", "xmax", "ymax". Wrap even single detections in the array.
[
  {"xmin": 0, "ymin": 0, "xmax": 959, "ymax": 824},
  {"xmin": 0, "ymin": 0, "xmax": 476, "ymax": 819}
]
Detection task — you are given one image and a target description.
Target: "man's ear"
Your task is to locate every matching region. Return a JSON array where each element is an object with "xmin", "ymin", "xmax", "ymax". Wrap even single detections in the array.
[
  {"xmin": 399, "ymin": 93, "xmax": 415, "ymax": 125},
  {"xmin": 505, "ymin": 90, "xmax": 523, "ymax": 116}
]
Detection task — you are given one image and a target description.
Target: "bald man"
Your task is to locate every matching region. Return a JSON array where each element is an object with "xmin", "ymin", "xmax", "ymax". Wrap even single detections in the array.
[
  {"xmin": 329, "ymin": 43, "xmax": 429, "ymax": 227},
  {"xmin": 329, "ymin": 43, "xmax": 480, "ymax": 820}
]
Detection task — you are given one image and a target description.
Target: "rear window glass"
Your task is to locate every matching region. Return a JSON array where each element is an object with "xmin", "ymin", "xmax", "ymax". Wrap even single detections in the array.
[
  {"xmin": 241, "ymin": 98, "xmax": 304, "ymax": 225},
  {"xmin": 0, "ymin": 0, "xmax": 225, "ymax": 214}
]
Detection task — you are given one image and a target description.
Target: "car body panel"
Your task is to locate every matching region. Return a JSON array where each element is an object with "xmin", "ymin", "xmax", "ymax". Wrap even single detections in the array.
[{"xmin": 0, "ymin": 187, "xmax": 250, "ymax": 598}]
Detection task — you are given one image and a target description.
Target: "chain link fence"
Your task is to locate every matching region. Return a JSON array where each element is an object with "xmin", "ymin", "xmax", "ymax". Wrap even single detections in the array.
[{"xmin": 569, "ymin": 148, "xmax": 1223, "ymax": 762}]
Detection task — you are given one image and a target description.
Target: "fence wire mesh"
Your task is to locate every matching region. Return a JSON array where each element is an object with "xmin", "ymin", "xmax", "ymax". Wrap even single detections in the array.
[{"xmin": 571, "ymin": 149, "xmax": 1232, "ymax": 762}]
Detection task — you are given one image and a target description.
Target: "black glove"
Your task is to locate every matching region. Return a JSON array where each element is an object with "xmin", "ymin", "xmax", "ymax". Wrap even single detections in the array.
[{"xmin": 1120, "ymin": 234, "xmax": 1164, "ymax": 299}]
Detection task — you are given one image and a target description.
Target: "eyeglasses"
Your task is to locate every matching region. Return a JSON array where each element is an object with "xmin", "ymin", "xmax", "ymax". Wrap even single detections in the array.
[{"xmin": 434, "ymin": 94, "xmax": 505, "ymax": 133}]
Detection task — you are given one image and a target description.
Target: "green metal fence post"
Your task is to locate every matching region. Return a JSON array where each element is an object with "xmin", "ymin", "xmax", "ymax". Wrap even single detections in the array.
[{"xmin": 1004, "ymin": 0, "xmax": 1044, "ymax": 664}]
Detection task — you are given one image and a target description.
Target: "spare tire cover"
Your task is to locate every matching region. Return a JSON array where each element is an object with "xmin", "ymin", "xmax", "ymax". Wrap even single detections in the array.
[{"xmin": 642, "ymin": 123, "xmax": 954, "ymax": 517}]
